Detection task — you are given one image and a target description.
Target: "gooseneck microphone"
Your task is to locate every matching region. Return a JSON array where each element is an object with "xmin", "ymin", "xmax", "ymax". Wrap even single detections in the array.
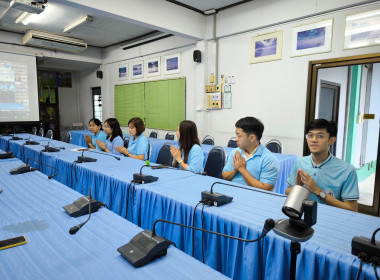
[
  {"xmin": 69, "ymin": 188, "xmax": 92, "ymax": 235},
  {"xmin": 133, "ymin": 162, "xmax": 158, "ymax": 184},
  {"xmin": 87, "ymin": 149, "xmax": 120, "ymax": 160},
  {"xmin": 25, "ymin": 137, "xmax": 40, "ymax": 145},
  {"xmin": 27, "ymin": 158, "xmax": 59, "ymax": 179},
  {"xmin": 117, "ymin": 218, "xmax": 275, "ymax": 268}
]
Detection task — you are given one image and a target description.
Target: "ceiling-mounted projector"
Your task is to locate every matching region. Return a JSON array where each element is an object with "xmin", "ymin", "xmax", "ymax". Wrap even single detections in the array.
[{"xmin": 10, "ymin": 0, "xmax": 47, "ymax": 14}]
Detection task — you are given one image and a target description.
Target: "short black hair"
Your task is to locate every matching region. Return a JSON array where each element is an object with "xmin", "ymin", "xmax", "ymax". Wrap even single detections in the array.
[
  {"xmin": 305, "ymin": 119, "xmax": 337, "ymax": 137},
  {"xmin": 89, "ymin": 118, "xmax": 102, "ymax": 130},
  {"xmin": 235, "ymin": 116, "xmax": 264, "ymax": 141}
]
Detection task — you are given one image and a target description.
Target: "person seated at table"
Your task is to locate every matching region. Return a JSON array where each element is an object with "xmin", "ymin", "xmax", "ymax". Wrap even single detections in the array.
[
  {"xmin": 96, "ymin": 118, "xmax": 124, "ymax": 155},
  {"xmin": 170, "ymin": 120, "xmax": 204, "ymax": 173},
  {"xmin": 222, "ymin": 116, "xmax": 279, "ymax": 191},
  {"xmin": 115, "ymin": 117, "xmax": 149, "ymax": 160},
  {"xmin": 84, "ymin": 118, "xmax": 107, "ymax": 151},
  {"xmin": 285, "ymin": 119, "xmax": 359, "ymax": 212}
]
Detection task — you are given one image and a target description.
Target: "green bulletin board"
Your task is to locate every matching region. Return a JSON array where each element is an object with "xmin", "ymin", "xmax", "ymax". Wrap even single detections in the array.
[{"xmin": 115, "ymin": 78, "xmax": 185, "ymax": 131}]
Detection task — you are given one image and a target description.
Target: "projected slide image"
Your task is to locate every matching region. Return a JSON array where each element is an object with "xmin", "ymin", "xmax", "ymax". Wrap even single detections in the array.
[{"xmin": 0, "ymin": 61, "xmax": 28, "ymax": 111}]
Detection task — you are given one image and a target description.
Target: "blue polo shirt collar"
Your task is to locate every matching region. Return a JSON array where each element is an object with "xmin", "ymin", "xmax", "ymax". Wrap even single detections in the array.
[
  {"xmin": 239, "ymin": 143, "xmax": 263, "ymax": 161},
  {"xmin": 310, "ymin": 153, "xmax": 333, "ymax": 168}
]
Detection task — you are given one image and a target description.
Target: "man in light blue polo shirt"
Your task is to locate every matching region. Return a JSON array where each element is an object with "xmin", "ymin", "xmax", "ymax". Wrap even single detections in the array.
[
  {"xmin": 286, "ymin": 119, "xmax": 359, "ymax": 212},
  {"xmin": 222, "ymin": 117, "xmax": 279, "ymax": 191}
]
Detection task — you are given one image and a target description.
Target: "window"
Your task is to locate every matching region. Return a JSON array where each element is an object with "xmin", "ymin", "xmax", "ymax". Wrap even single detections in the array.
[{"xmin": 92, "ymin": 87, "xmax": 102, "ymax": 121}]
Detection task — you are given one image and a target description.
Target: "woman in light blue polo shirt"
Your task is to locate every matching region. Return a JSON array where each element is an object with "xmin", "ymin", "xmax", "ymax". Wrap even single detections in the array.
[
  {"xmin": 116, "ymin": 117, "xmax": 149, "ymax": 160},
  {"xmin": 170, "ymin": 120, "xmax": 204, "ymax": 173},
  {"xmin": 84, "ymin": 118, "xmax": 107, "ymax": 151},
  {"xmin": 96, "ymin": 118, "xmax": 124, "ymax": 155}
]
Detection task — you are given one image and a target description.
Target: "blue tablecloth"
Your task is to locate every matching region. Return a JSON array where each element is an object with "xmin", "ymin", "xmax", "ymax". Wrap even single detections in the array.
[
  {"xmin": 70, "ymin": 130, "xmax": 91, "ymax": 147},
  {"xmin": 2, "ymin": 133, "xmax": 378, "ymax": 280},
  {"xmin": 0, "ymin": 160, "xmax": 229, "ymax": 280}
]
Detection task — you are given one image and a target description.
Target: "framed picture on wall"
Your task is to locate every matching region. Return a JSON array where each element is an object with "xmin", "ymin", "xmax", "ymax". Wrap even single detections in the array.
[
  {"xmin": 132, "ymin": 61, "xmax": 144, "ymax": 79},
  {"xmin": 164, "ymin": 53, "xmax": 181, "ymax": 74},
  {"xmin": 146, "ymin": 57, "xmax": 161, "ymax": 77},
  {"xmin": 344, "ymin": 9, "xmax": 380, "ymax": 50},
  {"xmin": 118, "ymin": 64, "xmax": 128, "ymax": 80},
  {"xmin": 291, "ymin": 19, "xmax": 333, "ymax": 57},
  {"xmin": 249, "ymin": 31, "xmax": 283, "ymax": 64}
]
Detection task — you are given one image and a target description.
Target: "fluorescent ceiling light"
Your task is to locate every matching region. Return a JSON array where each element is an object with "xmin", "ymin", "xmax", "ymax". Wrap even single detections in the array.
[{"xmin": 63, "ymin": 15, "xmax": 93, "ymax": 33}]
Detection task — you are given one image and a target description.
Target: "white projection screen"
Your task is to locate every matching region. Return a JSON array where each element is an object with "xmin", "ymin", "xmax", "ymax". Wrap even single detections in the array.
[{"xmin": 0, "ymin": 51, "xmax": 39, "ymax": 122}]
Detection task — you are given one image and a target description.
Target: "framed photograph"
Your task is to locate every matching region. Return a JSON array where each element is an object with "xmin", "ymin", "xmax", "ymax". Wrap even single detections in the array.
[
  {"xmin": 118, "ymin": 64, "xmax": 128, "ymax": 80},
  {"xmin": 146, "ymin": 57, "xmax": 161, "ymax": 77},
  {"xmin": 132, "ymin": 61, "xmax": 143, "ymax": 79},
  {"xmin": 344, "ymin": 9, "xmax": 380, "ymax": 50},
  {"xmin": 250, "ymin": 31, "xmax": 283, "ymax": 64},
  {"xmin": 291, "ymin": 19, "xmax": 333, "ymax": 57},
  {"xmin": 164, "ymin": 53, "xmax": 181, "ymax": 75}
]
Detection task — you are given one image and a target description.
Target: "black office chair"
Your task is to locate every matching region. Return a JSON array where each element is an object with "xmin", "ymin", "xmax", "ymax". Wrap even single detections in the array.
[
  {"xmin": 227, "ymin": 137, "xmax": 237, "ymax": 148},
  {"xmin": 202, "ymin": 135, "xmax": 214, "ymax": 145},
  {"xmin": 147, "ymin": 142, "xmax": 152, "ymax": 161},
  {"xmin": 63, "ymin": 131, "xmax": 72, "ymax": 143},
  {"xmin": 156, "ymin": 143, "xmax": 173, "ymax": 166},
  {"xmin": 149, "ymin": 131, "xmax": 158, "ymax": 138},
  {"xmin": 31, "ymin": 127, "xmax": 37, "ymax": 135},
  {"xmin": 203, "ymin": 146, "xmax": 226, "ymax": 179},
  {"xmin": 123, "ymin": 136, "xmax": 130, "ymax": 149},
  {"xmin": 37, "ymin": 128, "xmax": 44, "ymax": 137},
  {"xmin": 45, "ymin": 129, "xmax": 53, "ymax": 139},
  {"xmin": 265, "ymin": 139, "xmax": 282, "ymax": 153},
  {"xmin": 165, "ymin": 132, "xmax": 175, "ymax": 140}
]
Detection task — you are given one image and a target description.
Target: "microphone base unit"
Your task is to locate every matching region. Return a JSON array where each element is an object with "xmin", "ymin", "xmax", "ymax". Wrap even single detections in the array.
[
  {"xmin": 133, "ymin": 173, "xmax": 159, "ymax": 184},
  {"xmin": 63, "ymin": 195, "xmax": 101, "ymax": 217},
  {"xmin": 76, "ymin": 156, "xmax": 97, "ymax": 163},
  {"xmin": 25, "ymin": 140, "xmax": 39, "ymax": 145},
  {"xmin": 352, "ymin": 236, "xmax": 380, "ymax": 259},
  {"xmin": 11, "ymin": 136, "xmax": 23, "ymax": 141},
  {"xmin": 41, "ymin": 147, "xmax": 60, "ymax": 152},
  {"xmin": 10, "ymin": 164, "xmax": 36, "ymax": 175},
  {"xmin": 273, "ymin": 218, "xmax": 314, "ymax": 243},
  {"xmin": 2, "ymin": 133, "xmax": 11, "ymax": 136},
  {"xmin": 0, "ymin": 152, "xmax": 14, "ymax": 159},
  {"xmin": 201, "ymin": 191, "xmax": 233, "ymax": 206},
  {"xmin": 117, "ymin": 230, "xmax": 170, "ymax": 268}
]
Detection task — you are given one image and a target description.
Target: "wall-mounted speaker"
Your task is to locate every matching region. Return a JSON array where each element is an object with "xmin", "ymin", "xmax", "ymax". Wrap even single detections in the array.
[
  {"xmin": 193, "ymin": 50, "xmax": 201, "ymax": 63},
  {"xmin": 96, "ymin": 70, "xmax": 103, "ymax": 79}
]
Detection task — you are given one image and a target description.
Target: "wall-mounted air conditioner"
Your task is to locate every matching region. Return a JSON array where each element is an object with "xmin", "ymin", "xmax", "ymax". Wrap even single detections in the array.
[{"xmin": 23, "ymin": 30, "xmax": 87, "ymax": 53}]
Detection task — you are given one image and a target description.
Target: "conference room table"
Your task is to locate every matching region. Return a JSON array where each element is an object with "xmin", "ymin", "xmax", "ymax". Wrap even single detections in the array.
[
  {"xmin": 69, "ymin": 130, "xmax": 297, "ymax": 194},
  {"xmin": 2, "ymin": 134, "xmax": 379, "ymax": 280},
  {"xmin": 0, "ymin": 159, "xmax": 229, "ymax": 279}
]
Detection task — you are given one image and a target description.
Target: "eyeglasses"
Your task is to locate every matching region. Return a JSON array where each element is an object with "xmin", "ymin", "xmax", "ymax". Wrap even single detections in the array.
[{"xmin": 305, "ymin": 133, "xmax": 327, "ymax": 140}]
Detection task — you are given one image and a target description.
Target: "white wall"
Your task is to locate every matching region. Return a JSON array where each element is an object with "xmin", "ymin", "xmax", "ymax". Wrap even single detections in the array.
[{"xmin": 212, "ymin": 1, "xmax": 380, "ymax": 156}]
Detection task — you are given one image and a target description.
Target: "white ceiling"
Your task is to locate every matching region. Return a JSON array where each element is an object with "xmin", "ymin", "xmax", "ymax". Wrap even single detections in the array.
[{"xmin": 0, "ymin": 0, "xmax": 250, "ymax": 70}]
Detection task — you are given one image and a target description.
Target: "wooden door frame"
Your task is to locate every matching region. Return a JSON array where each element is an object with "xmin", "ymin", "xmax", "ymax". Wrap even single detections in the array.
[{"xmin": 305, "ymin": 53, "xmax": 380, "ymax": 216}]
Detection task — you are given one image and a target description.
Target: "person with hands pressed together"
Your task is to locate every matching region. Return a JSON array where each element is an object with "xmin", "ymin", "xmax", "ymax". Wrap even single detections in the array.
[
  {"xmin": 285, "ymin": 119, "xmax": 359, "ymax": 212},
  {"xmin": 115, "ymin": 117, "xmax": 149, "ymax": 160},
  {"xmin": 84, "ymin": 118, "xmax": 107, "ymax": 151},
  {"xmin": 170, "ymin": 120, "xmax": 204, "ymax": 173},
  {"xmin": 96, "ymin": 118, "xmax": 124, "ymax": 156},
  {"xmin": 222, "ymin": 117, "xmax": 279, "ymax": 191}
]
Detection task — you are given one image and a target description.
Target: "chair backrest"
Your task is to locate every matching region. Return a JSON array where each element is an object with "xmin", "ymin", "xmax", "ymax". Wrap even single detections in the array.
[
  {"xmin": 45, "ymin": 129, "xmax": 53, "ymax": 139},
  {"xmin": 227, "ymin": 137, "xmax": 237, "ymax": 148},
  {"xmin": 204, "ymin": 146, "xmax": 226, "ymax": 179},
  {"xmin": 37, "ymin": 128, "xmax": 44, "ymax": 137},
  {"xmin": 149, "ymin": 131, "xmax": 158, "ymax": 138},
  {"xmin": 165, "ymin": 132, "xmax": 175, "ymax": 140},
  {"xmin": 202, "ymin": 135, "xmax": 214, "ymax": 145},
  {"xmin": 63, "ymin": 132, "xmax": 72, "ymax": 143},
  {"xmin": 32, "ymin": 127, "xmax": 37, "ymax": 135},
  {"xmin": 265, "ymin": 139, "xmax": 282, "ymax": 154},
  {"xmin": 123, "ymin": 136, "xmax": 130, "ymax": 149},
  {"xmin": 147, "ymin": 142, "xmax": 152, "ymax": 161},
  {"xmin": 156, "ymin": 143, "xmax": 173, "ymax": 166}
]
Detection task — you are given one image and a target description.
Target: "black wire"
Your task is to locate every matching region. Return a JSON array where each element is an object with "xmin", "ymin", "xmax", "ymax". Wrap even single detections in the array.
[
  {"xmin": 192, "ymin": 202, "xmax": 202, "ymax": 257},
  {"xmin": 374, "ymin": 263, "xmax": 379, "ymax": 280},
  {"xmin": 356, "ymin": 257, "xmax": 364, "ymax": 280},
  {"xmin": 201, "ymin": 203, "xmax": 206, "ymax": 263},
  {"xmin": 371, "ymin": 228, "xmax": 380, "ymax": 244}
]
